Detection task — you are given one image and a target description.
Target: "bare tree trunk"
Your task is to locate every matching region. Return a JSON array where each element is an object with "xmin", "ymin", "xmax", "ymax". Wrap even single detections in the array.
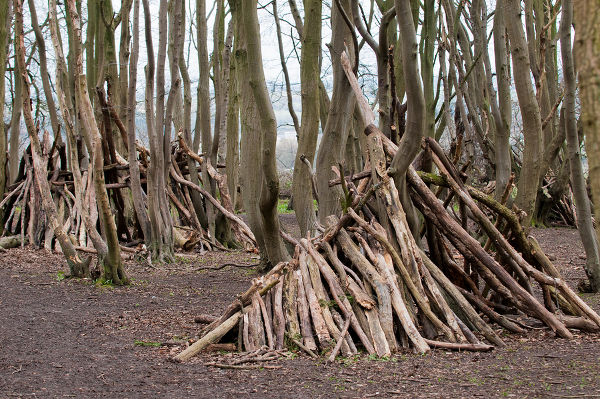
[
  {"xmin": 236, "ymin": 0, "xmax": 289, "ymax": 266},
  {"xmin": 292, "ymin": 0, "xmax": 321, "ymax": 237},
  {"xmin": 562, "ymin": 0, "xmax": 600, "ymax": 292},
  {"xmin": 0, "ymin": 1, "xmax": 11, "ymax": 219},
  {"xmin": 225, "ymin": 40, "xmax": 240, "ymax": 211},
  {"xmin": 67, "ymin": 0, "xmax": 128, "ymax": 284},
  {"xmin": 389, "ymin": 0, "xmax": 425, "ymax": 238},
  {"xmin": 126, "ymin": 0, "xmax": 150, "ymax": 241},
  {"xmin": 9, "ymin": 29, "xmax": 23, "ymax": 184},
  {"xmin": 315, "ymin": 0, "xmax": 356, "ymax": 223},
  {"xmin": 505, "ymin": 0, "xmax": 543, "ymax": 228},
  {"xmin": 492, "ymin": 0, "xmax": 512, "ymax": 200}
]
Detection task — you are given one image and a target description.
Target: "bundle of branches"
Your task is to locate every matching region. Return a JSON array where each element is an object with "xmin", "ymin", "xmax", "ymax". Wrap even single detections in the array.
[
  {"xmin": 1, "ymin": 131, "xmax": 70, "ymax": 251},
  {"xmin": 174, "ymin": 128, "xmax": 600, "ymax": 362},
  {"xmin": 1, "ymin": 122, "xmax": 255, "ymax": 256},
  {"xmin": 174, "ymin": 51, "xmax": 600, "ymax": 361}
]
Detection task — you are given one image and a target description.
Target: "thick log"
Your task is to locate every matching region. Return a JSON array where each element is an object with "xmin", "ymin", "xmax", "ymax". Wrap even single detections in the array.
[{"xmin": 174, "ymin": 307, "xmax": 247, "ymax": 362}]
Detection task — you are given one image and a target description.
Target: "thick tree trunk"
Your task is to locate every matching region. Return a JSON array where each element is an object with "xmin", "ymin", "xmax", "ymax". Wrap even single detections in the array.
[
  {"xmin": 292, "ymin": 0, "xmax": 321, "ymax": 237},
  {"xmin": 505, "ymin": 0, "xmax": 543, "ymax": 228},
  {"xmin": 236, "ymin": 0, "xmax": 289, "ymax": 266},
  {"xmin": 390, "ymin": 0, "xmax": 425, "ymax": 238},
  {"xmin": 66, "ymin": 0, "xmax": 128, "ymax": 284},
  {"xmin": 562, "ymin": 0, "xmax": 600, "ymax": 291},
  {"xmin": 574, "ymin": 0, "xmax": 600, "ymax": 291},
  {"xmin": 315, "ymin": 0, "xmax": 356, "ymax": 223}
]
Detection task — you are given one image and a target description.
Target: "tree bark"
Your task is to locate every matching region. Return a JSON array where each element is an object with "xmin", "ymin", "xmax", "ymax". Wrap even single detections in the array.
[
  {"xmin": 315, "ymin": 0, "xmax": 356, "ymax": 223},
  {"xmin": 232, "ymin": 0, "xmax": 289, "ymax": 266},
  {"xmin": 0, "ymin": 1, "xmax": 11, "ymax": 221},
  {"xmin": 562, "ymin": 0, "xmax": 600, "ymax": 291},
  {"xmin": 292, "ymin": 0, "xmax": 321, "ymax": 237},
  {"xmin": 505, "ymin": 0, "xmax": 543, "ymax": 228}
]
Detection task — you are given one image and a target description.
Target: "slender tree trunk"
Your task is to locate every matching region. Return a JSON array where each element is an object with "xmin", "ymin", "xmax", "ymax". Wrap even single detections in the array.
[
  {"xmin": 492, "ymin": 0, "xmax": 512, "ymax": 200},
  {"xmin": 0, "ymin": 1, "xmax": 11, "ymax": 220},
  {"xmin": 9, "ymin": 30, "xmax": 23, "ymax": 184},
  {"xmin": 126, "ymin": 0, "xmax": 150, "ymax": 241},
  {"xmin": 225, "ymin": 40, "xmax": 240, "ymax": 211},
  {"xmin": 562, "ymin": 0, "xmax": 600, "ymax": 292}
]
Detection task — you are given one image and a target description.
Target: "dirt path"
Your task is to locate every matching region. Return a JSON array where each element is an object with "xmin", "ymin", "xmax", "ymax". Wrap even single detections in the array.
[{"xmin": 1, "ymin": 225, "xmax": 600, "ymax": 398}]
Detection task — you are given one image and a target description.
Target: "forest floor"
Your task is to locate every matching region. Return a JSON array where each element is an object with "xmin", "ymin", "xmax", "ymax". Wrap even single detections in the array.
[{"xmin": 1, "ymin": 215, "xmax": 600, "ymax": 398}]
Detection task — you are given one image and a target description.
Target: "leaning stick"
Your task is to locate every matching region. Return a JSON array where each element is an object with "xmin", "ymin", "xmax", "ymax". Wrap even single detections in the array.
[{"xmin": 327, "ymin": 317, "xmax": 351, "ymax": 362}]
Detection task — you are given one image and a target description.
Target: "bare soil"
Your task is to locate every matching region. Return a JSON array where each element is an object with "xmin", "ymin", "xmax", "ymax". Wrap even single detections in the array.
[{"xmin": 1, "ymin": 218, "xmax": 600, "ymax": 398}]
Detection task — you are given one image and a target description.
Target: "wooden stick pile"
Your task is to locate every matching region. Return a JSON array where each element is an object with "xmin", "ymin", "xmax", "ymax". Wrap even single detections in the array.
[
  {"xmin": 0, "ymin": 128, "xmax": 255, "ymax": 254},
  {"xmin": 175, "ymin": 128, "xmax": 600, "ymax": 362}
]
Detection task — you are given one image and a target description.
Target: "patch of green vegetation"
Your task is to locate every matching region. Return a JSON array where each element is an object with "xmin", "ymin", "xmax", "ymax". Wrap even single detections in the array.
[
  {"xmin": 134, "ymin": 340, "xmax": 162, "ymax": 347},
  {"xmin": 56, "ymin": 271, "xmax": 66, "ymax": 281},
  {"xmin": 277, "ymin": 199, "xmax": 294, "ymax": 214}
]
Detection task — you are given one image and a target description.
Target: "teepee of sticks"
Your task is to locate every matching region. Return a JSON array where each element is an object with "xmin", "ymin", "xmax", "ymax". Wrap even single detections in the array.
[{"xmin": 174, "ymin": 54, "xmax": 600, "ymax": 362}]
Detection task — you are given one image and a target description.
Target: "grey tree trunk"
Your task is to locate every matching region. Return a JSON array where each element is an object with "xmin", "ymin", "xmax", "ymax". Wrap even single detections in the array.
[
  {"xmin": 315, "ymin": 0, "xmax": 356, "ymax": 223},
  {"xmin": 505, "ymin": 0, "xmax": 543, "ymax": 229},
  {"xmin": 0, "ymin": 1, "xmax": 11, "ymax": 219},
  {"xmin": 291, "ymin": 0, "xmax": 321, "ymax": 237},
  {"xmin": 492, "ymin": 0, "xmax": 512, "ymax": 200},
  {"xmin": 236, "ymin": 0, "xmax": 289, "ymax": 266},
  {"xmin": 561, "ymin": 0, "xmax": 600, "ymax": 292}
]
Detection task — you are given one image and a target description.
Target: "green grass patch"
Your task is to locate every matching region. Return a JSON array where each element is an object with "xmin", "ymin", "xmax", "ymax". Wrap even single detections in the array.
[
  {"xmin": 134, "ymin": 340, "xmax": 162, "ymax": 347},
  {"xmin": 277, "ymin": 199, "xmax": 294, "ymax": 214}
]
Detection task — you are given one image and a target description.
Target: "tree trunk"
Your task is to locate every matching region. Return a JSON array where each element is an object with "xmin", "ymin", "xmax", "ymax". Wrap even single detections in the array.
[
  {"xmin": 492, "ymin": 0, "xmax": 512, "ymax": 200},
  {"xmin": 126, "ymin": 0, "xmax": 150, "ymax": 241},
  {"xmin": 235, "ymin": 0, "xmax": 289, "ymax": 266},
  {"xmin": 562, "ymin": 0, "xmax": 600, "ymax": 291},
  {"xmin": 292, "ymin": 0, "xmax": 321, "ymax": 237},
  {"xmin": 505, "ymin": 0, "xmax": 543, "ymax": 228},
  {"xmin": 0, "ymin": 1, "xmax": 11, "ymax": 225},
  {"xmin": 66, "ymin": 0, "xmax": 128, "ymax": 284},
  {"xmin": 315, "ymin": 0, "xmax": 356, "ymax": 223}
]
